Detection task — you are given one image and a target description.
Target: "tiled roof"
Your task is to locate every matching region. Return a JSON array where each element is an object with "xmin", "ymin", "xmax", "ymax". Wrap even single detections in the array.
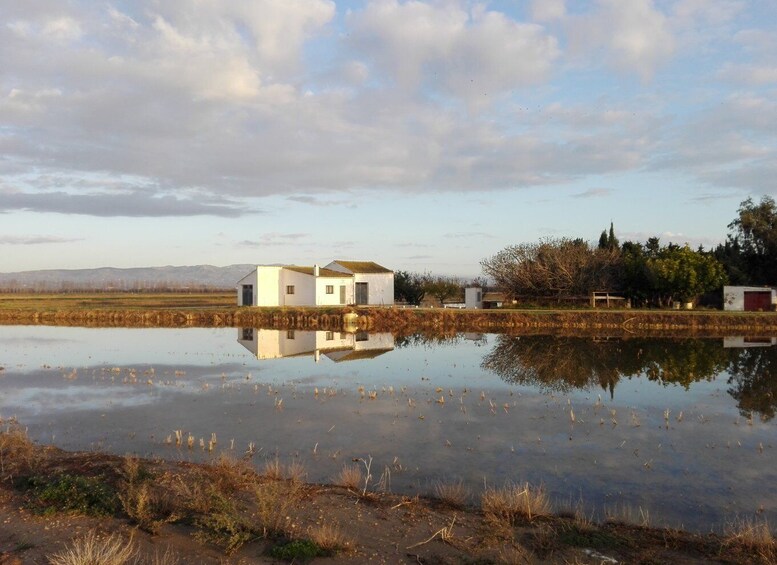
[
  {"xmin": 285, "ymin": 266, "xmax": 352, "ymax": 278},
  {"xmin": 331, "ymin": 261, "xmax": 392, "ymax": 274}
]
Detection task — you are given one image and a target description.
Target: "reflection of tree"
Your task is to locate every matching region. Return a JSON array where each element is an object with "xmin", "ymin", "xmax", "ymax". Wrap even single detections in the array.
[
  {"xmin": 481, "ymin": 336, "xmax": 730, "ymax": 397},
  {"xmin": 727, "ymin": 347, "xmax": 777, "ymax": 421},
  {"xmin": 395, "ymin": 333, "xmax": 462, "ymax": 349}
]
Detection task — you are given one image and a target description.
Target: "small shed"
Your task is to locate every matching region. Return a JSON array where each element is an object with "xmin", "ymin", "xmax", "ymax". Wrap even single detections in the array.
[
  {"xmin": 464, "ymin": 287, "xmax": 505, "ymax": 309},
  {"xmin": 723, "ymin": 286, "xmax": 777, "ymax": 312}
]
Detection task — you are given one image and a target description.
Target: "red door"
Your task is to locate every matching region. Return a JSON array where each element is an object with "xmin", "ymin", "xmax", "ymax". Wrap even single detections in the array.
[{"xmin": 744, "ymin": 291, "xmax": 772, "ymax": 311}]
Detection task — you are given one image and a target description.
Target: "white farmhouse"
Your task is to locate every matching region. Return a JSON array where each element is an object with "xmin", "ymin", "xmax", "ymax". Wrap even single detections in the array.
[
  {"xmin": 237, "ymin": 328, "xmax": 395, "ymax": 362},
  {"xmin": 236, "ymin": 261, "xmax": 393, "ymax": 307},
  {"xmin": 324, "ymin": 260, "xmax": 394, "ymax": 306}
]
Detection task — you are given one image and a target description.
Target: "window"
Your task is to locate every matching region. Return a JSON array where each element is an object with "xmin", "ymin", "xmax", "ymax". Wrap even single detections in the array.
[
  {"xmin": 326, "ymin": 331, "xmax": 334, "ymax": 341},
  {"xmin": 286, "ymin": 330, "xmax": 295, "ymax": 339},
  {"xmin": 476, "ymin": 291, "xmax": 482, "ymax": 302},
  {"xmin": 286, "ymin": 285, "xmax": 295, "ymax": 295},
  {"xmin": 325, "ymin": 285, "xmax": 334, "ymax": 294},
  {"xmin": 241, "ymin": 328, "xmax": 254, "ymax": 341}
]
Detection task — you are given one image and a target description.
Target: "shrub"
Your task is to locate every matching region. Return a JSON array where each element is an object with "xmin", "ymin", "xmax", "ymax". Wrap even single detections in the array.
[
  {"xmin": 24, "ymin": 473, "xmax": 117, "ymax": 516},
  {"xmin": 47, "ymin": 530, "xmax": 135, "ymax": 565}
]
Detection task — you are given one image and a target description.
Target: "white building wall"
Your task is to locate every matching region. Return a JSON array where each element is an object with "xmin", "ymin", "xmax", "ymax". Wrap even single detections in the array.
[
  {"xmin": 354, "ymin": 273, "xmax": 394, "ymax": 306},
  {"xmin": 236, "ymin": 270, "xmax": 257, "ymax": 306},
  {"xmin": 465, "ymin": 287, "xmax": 483, "ymax": 309},
  {"xmin": 723, "ymin": 285, "xmax": 777, "ymax": 311},
  {"xmin": 256, "ymin": 266, "xmax": 284, "ymax": 306},
  {"xmin": 279, "ymin": 269, "xmax": 316, "ymax": 306},
  {"xmin": 352, "ymin": 332, "xmax": 394, "ymax": 351},
  {"xmin": 314, "ymin": 277, "xmax": 354, "ymax": 306}
]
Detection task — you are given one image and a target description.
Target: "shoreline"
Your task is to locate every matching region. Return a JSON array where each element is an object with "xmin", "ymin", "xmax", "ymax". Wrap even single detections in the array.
[
  {"xmin": 2, "ymin": 302, "xmax": 777, "ymax": 336},
  {"xmin": 0, "ymin": 423, "xmax": 772, "ymax": 564}
]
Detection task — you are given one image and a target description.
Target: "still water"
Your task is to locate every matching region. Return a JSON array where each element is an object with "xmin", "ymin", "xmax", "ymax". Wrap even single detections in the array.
[{"xmin": 1, "ymin": 326, "xmax": 776, "ymax": 533}]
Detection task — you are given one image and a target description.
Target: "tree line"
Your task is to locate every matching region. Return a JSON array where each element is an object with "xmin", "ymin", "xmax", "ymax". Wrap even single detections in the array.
[{"xmin": 481, "ymin": 197, "xmax": 777, "ymax": 307}]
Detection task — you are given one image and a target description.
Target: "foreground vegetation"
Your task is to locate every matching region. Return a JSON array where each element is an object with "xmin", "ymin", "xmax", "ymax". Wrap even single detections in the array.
[{"xmin": 0, "ymin": 421, "xmax": 773, "ymax": 564}]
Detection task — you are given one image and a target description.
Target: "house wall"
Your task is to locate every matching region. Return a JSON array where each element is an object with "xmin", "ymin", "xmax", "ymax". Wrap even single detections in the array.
[
  {"xmin": 353, "ymin": 273, "xmax": 394, "ymax": 305},
  {"xmin": 465, "ymin": 287, "xmax": 483, "ymax": 309},
  {"xmin": 236, "ymin": 270, "xmax": 257, "ymax": 306},
  {"xmin": 279, "ymin": 269, "xmax": 316, "ymax": 307},
  {"xmin": 352, "ymin": 332, "xmax": 395, "ymax": 351},
  {"xmin": 256, "ymin": 266, "xmax": 284, "ymax": 306},
  {"xmin": 723, "ymin": 285, "xmax": 777, "ymax": 311},
  {"xmin": 314, "ymin": 277, "xmax": 354, "ymax": 306}
]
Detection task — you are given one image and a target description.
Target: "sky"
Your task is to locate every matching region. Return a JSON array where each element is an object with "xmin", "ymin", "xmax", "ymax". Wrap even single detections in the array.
[{"xmin": 2, "ymin": 0, "xmax": 776, "ymax": 278}]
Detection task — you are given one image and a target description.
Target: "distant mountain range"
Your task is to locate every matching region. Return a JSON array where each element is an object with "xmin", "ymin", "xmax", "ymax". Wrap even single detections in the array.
[{"xmin": 0, "ymin": 264, "xmax": 257, "ymax": 291}]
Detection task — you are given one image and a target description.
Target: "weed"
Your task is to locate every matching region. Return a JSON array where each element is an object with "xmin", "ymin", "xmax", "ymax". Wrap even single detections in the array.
[
  {"xmin": 557, "ymin": 523, "xmax": 624, "ymax": 550},
  {"xmin": 254, "ymin": 479, "xmax": 302, "ymax": 538},
  {"xmin": 0, "ymin": 424, "xmax": 37, "ymax": 479},
  {"xmin": 118, "ymin": 456, "xmax": 178, "ymax": 534},
  {"xmin": 434, "ymin": 479, "xmax": 471, "ymax": 508},
  {"xmin": 263, "ymin": 457, "xmax": 283, "ymax": 480},
  {"xmin": 482, "ymin": 482, "xmax": 551, "ymax": 527},
  {"xmin": 308, "ymin": 522, "xmax": 353, "ymax": 553},
  {"xmin": 269, "ymin": 539, "xmax": 326, "ymax": 561},
  {"xmin": 286, "ymin": 460, "xmax": 307, "ymax": 484},
  {"xmin": 497, "ymin": 543, "xmax": 532, "ymax": 564},
  {"xmin": 335, "ymin": 464, "xmax": 363, "ymax": 490},
  {"xmin": 193, "ymin": 491, "xmax": 256, "ymax": 555},
  {"xmin": 24, "ymin": 473, "xmax": 117, "ymax": 516},
  {"xmin": 724, "ymin": 516, "xmax": 775, "ymax": 561},
  {"xmin": 208, "ymin": 452, "xmax": 256, "ymax": 493},
  {"xmin": 148, "ymin": 546, "xmax": 182, "ymax": 565},
  {"xmin": 47, "ymin": 530, "xmax": 135, "ymax": 565}
]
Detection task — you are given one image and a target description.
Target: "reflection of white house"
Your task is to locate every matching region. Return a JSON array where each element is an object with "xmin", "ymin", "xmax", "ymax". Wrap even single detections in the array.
[
  {"xmin": 237, "ymin": 328, "xmax": 395, "ymax": 362},
  {"xmin": 723, "ymin": 286, "xmax": 777, "ymax": 312},
  {"xmin": 723, "ymin": 336, "xmax": 777, "ymax": 348},
  {"xmin": 236, "ymin": 261, "xmax": 393, "ymax": 307}
]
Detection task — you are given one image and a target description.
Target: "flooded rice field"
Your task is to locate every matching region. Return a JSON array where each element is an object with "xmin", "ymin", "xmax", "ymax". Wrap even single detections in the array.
[{"xmin": 1, "ymin": 326, "xmax": 776, "ymax": 533}]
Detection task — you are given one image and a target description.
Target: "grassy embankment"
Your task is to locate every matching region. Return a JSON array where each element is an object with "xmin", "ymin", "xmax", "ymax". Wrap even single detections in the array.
[
  {"xmin": 2, "ymin": 292, "xmax": 777, "ymax": 336},
  {"xmin": 0, "ymin": 422, "xmax": 773, "ymax": 564}
]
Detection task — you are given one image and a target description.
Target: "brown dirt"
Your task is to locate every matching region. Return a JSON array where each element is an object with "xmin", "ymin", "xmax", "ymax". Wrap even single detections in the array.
[{"xmin": 0, "ymin": 429, "xmax": 772, "ymax": 564}]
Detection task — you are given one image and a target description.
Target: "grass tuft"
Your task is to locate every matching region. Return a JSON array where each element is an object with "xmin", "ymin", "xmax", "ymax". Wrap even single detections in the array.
[
  {"xmin": 482, "ymin": 482, "xmax": 551, "ymax": 527},
  {"xmin": 434, "ymin": 479, "xmax": 470, "ymax": 508},
  {"xmin": 193, "ymin": 491, "xmax": 255, "ymax": 555},
  {"xmin": 47, "ymin": 530, "xmax": 135, "ymax": 565},
  {"xmin": 308, "ymin": 522, "xmax": 353, "ymax": 554},
  {"xmin": 724, "ymin": 516, "xmax": 775, "ymax": 561},
  {"xmin": 335, "ymin": 464, "xmax": 363, "ymax": 490}
]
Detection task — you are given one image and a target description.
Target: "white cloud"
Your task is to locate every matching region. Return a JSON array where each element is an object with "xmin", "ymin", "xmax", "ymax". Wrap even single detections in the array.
[
  {"xmin": 567, "ymin": 0, "xmax": 674, "ymax": 80},
  {"xmin": 348, "ymin": 1, "xmax": 559, "ymax": 103},
  {"xmin": 531, "ymin": 0, "xmax": 565, "ymax": 22},
  {"xmin": 717, "ymin": 63, "xmax": 777, "ymax": 85}
]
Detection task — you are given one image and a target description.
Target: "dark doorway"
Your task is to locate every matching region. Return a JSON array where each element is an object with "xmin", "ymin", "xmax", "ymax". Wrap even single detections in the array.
[
  {"xmin": 744, "ymin": 291, "xmax": 772, "ymax": 311},
  {"xmin": 242, "ymin": 285, "xmax": 253, "ymax": 306},
  {"xmin": 355, "ymin": 282, "xmax": 368, "ymax": 305}
]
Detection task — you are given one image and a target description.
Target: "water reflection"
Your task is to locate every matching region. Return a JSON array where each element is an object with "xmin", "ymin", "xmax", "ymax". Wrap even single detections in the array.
[
  {"xmin": 482, "ymin": 335, "xmax": 777, "ymax": 421},
  {"xmin": 236, "ymin": 328, "xmax": 394, "ymax": 362}
]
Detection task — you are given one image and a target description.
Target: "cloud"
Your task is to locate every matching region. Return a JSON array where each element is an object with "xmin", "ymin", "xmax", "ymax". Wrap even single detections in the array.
[
  {"xmin": 238, "ymin": 233, "xmax": 310, "ymax": 247},
  {"xmin": 347, "ymin": 1, "xmax": 560, "ymax": 103},
  {"xmin": 531, "ymin": 0, "xmax": 566, "ymax": 22},
  {"xmin": 717, "ymin": 63, "xmax": 777, "ymax": 85},
  {"xmin": 443, "ymin": 232, "xmax": 495, "ymax": 239},
  {"xmin": 566, "ymin": 0, "xmax": 674, "ymax": 80},
  {"xmin": 572, "ymin": 188, "xmax": 611, "ymax": 199},
  {"xmin": 0, "ymin": 189, "xmax": 248, "ymax": 217},
  {"xmin": 0, "ymin": 235, "xmax": 83, "ymax": 245}
]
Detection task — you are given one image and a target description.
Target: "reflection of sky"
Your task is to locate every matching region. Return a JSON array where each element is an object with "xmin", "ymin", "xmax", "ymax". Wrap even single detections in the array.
[{"xmin": 1, "ymin": 326, "xmax": 776, "ymax": 532}]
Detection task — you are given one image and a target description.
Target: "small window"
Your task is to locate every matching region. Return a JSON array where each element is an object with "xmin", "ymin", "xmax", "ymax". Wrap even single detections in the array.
[
  {"xmin": 340, "ymin": 332, "xmax": 347, "ymax": 340},
  {"xmin": 286, "ymin": 330, "xmax": 295, "ymax": 339},
  {"xmin": 355, "ymin": 331, "xmax": 368, "ymax": 342},
  {"xmin": 241, "ymin": 328, "xmax": 254, "ymax": 341},
  {"xmin": 325, "ymin": 285, "xmax": 334, "ymax": 294},
  {"xmin": 326, "ymin": 331, "xmax": 334, "ymax": 341},
  {"xmin": 476, "ymin": 291, "xmax": 482, "ymax": 302},
  {"xmin": 286, "ymin": 285, "xmax": 295, "ymax": 295}
]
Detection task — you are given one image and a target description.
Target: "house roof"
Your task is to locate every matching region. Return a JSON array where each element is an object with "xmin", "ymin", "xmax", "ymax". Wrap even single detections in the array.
[
  {"xmin": 285, "ymin": 266, "xmax": 352, "ymax": 278},
  {"xmin": 331, "ymin": 260, "xmax": 392, "ymax": 274}
]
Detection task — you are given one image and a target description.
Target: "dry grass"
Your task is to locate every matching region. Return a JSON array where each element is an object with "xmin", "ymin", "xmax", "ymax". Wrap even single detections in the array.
[
  {"xmin": 47, "ymin": 530, "xmax": 136, "ymax": 565},
  {"xmin": 724, "ymin": 517, "xmax": 775, "ymax": 561},
  {"xmin": 497, "ymin": 543, "xmax": 533, "ymax": 564},
  {"xmin": 286, "ymin": 460, "xmax": 307, "ymax": 484},
  {"xmin": 335, "ymin": 464, "xmax": 363, "ymax": 490},
  {"xmin": 208, "ymin": 452, "xmax": 256, "ymax": 493},
  {"xmin": 0, "ymin": 422, "xmax": 37, "ymax": 479},
  {"xmin": 253, "ymin": 479, "xmax": 302, "ymax": 538},
  {"xmin": 434, "ymin": 479, "xmax": 471, "ymax": 508},
  {"xmin": 117, "ymin": 456, "xmax": 178, "ymax": 534},
  {"xmin": 263, "ymin": 457, "xmax": 283, "ymax": 480},
  {"xmin": 308, "ymin": 522, "xmax": 354, "ymax": 553},
  {"xmin": 482, "ymin": 482, "xmax": 552, "ymax": 527}
]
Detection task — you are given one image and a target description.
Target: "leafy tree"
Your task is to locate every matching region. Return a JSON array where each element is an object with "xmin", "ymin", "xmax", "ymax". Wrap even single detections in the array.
[
  {"xmin": 393, "ymin": 271, "xmax": 429, "ymax": 305},
  {"xmin": 481, "ymin": 238, "xmax": 621, "ymax": 299},
  {"xmin": 425, "ymin": 276, "xmax": 462, "ymax": 305},
  {"xmin": 647, "ymin": 245, "xmax": 727, "ymax": 303},
  {"xmin": 726, "ymin": 196, "xmax": 777, "ymax": 284}
]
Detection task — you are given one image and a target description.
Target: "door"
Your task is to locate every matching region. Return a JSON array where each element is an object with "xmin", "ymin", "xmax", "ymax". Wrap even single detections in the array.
[
  {"xmin": 242, "ymin": 285, "xmax": 253, "ymax": 306},
  {"xmin": 339, "ymin": 285, "xmax": 346, "ymax": 305},
  {"xmin": 355, "ymin": 282, "xmax": 368, "ymax": 305},
  {"xmin": 744, "ymin": 291, "xmax": 772, "ymax": 311}
]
